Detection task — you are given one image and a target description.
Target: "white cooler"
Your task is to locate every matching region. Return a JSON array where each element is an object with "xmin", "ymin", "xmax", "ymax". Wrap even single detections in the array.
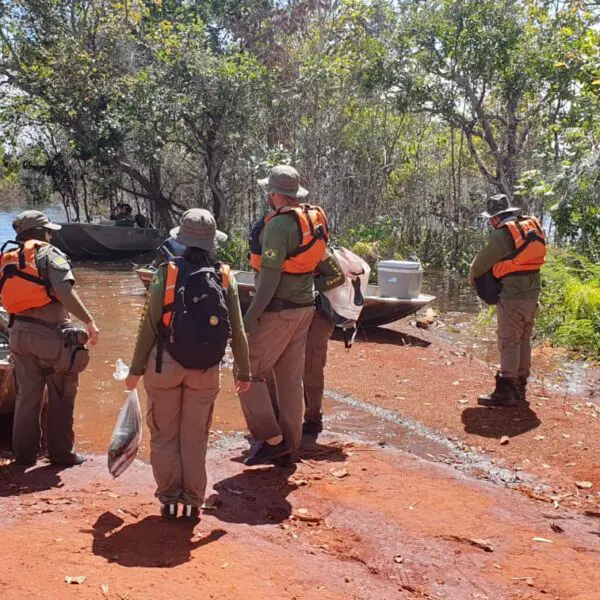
[{"xmin": 377, "ymin": 260, "xmax": 423, "ymax": 298}]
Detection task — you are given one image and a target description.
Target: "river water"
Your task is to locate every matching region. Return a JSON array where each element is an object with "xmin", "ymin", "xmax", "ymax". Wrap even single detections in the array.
[{"xmin": 0, "ymin": 207, "xmax": 595, "ymax": 460}]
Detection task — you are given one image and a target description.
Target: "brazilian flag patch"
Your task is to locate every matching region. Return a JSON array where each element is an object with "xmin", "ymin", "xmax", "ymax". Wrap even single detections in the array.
[{"xmin": 263, "ymin": 248, "xmax": 277, "ymax": 260}]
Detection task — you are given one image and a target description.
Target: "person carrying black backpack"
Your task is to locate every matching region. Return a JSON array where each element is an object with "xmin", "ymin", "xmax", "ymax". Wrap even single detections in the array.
[{"xmin": 125, "ymin": 209, "xmax": 251, "ymax": 521}]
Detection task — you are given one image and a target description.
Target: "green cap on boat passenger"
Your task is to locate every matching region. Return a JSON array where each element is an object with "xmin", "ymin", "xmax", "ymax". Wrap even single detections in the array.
[
  {"xmin": 481, "ymin": 194, "xmax": 520, "ymax": 219},
  {"xmin": 12, "ymin": 210, "xmax": 62, "ymax": 234}
]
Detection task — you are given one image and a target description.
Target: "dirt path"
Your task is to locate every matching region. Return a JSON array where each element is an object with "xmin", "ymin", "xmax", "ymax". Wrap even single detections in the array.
[{"xmin": 1, "ymin": 323, "xmax": 599, "ymax": 600}]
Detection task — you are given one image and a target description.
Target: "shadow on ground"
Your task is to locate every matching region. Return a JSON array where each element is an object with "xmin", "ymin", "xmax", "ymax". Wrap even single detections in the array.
[
  {"xmin": 90, "ymin": 511, "xmax": 226, "ymax": 568},
  {"xmin": 0, "ymin": 463, "xmax": 65, "ymax": 497},
  {"xmin": 340, "ymin": 326, "xmax": 430, "ymax": 348},
  {"xmin": 212, "ymin": 463, "xmax": 298, "ymax": 526},
  {"xmin": 461, "ymin": 406, "xmax": 541, "ymax": 438}
]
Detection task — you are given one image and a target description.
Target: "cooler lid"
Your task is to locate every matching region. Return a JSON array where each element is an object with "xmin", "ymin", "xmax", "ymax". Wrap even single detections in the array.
[{"xmin": 378, "ymin": 260, "xmax": 422, "ymax": 270}]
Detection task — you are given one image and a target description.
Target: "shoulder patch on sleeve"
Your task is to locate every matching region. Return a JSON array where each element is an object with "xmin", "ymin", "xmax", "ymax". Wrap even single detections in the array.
[
  {"xmin": 263, "ymin": 248, "xmax": 277, "ymax": 260},
  {"xmin": 49, "ymin": 251, "xmax": 70, "ymax": 271}
]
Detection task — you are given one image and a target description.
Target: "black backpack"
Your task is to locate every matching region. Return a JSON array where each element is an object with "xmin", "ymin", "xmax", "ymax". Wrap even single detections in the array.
[
  {"xmin": 157, "ymin": 258, "xmax": 230, "ymax": 372},
  {"xmin": 474, "ymin": 269, "xmax": 502, "ymax": 305}
]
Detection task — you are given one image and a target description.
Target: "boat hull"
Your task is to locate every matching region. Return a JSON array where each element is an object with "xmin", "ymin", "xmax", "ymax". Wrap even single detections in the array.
[
  {"xmin": 0, "ymin": 311, "xmax": 14, "ymax": 415},
  {"xmin": 53, "ymin": 223, "xmax": 168, "ymax": 261},
  {"xmin": 135, "ymin": 268, "xmax": 435, "ymax": 329}
]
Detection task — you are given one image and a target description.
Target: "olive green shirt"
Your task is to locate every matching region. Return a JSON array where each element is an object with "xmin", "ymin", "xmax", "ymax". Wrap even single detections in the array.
[
  {"xmin": 470, "ymin": 222, "xmax": 541, "ymax": 300},
  {"xmin": 129, "ymin": 264, "xmax": 251, "ymax": 379}
]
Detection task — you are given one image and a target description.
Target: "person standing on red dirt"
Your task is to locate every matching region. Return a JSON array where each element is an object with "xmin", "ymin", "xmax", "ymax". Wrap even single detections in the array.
[
  {"xmin": 240, "ymin": 165, "xmax": 330, "ymax": 466},
  {"xmin": 1, "ymin": 210, "xmax": 99, "ymax": 467},
  {"xmin": 125, "ymin": 209, "xmax": 251, "ymax": 522},
  {"xmin": 470, "ymin": 194, "xmax": 546, "ymax": 407},
  {"xmin": 301, "ymin": 252, "xmax": 345, "ymax": 436}
]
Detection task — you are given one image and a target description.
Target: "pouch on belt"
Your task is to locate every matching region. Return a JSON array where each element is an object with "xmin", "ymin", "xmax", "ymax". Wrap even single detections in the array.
[{"xmin": 57, "ymin": 323, "xmax": 90, "ymax": 374}]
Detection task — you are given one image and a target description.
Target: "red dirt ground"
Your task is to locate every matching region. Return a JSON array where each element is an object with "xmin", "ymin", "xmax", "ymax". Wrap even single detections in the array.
[{"xmin": 1, "ymin": 323, "xmax": 599, "ymax": 600}]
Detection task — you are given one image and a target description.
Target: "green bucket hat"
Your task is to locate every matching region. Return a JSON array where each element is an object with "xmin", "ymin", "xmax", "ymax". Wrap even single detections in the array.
[
  {"xmin": 481, "ymin": 194, "xmax": 520, "ymax": 219},
  {"xmin": 169, "ymin": 209, "xmax": 227, "ymax": 251},
  {"xmin": 257, "ymin": 165, "xmax": 308, "ymax": 198}
]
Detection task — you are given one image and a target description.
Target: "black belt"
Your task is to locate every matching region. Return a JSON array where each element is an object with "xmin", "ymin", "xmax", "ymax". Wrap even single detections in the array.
[{"xmin": 264, "ymin": 299, "xmax": 315, "ymax": 312}]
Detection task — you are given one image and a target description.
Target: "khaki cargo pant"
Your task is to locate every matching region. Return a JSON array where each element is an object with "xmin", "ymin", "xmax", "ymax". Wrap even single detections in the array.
[
  {"xmin": 9, "ymin": 322, "xmax": 79, "ymax": 465},
  {"xmin": 239, "ymin": 307, "xmax": 314, "ymax": 451},
  {"xmin": 303, "ymin": 311, "xmax": 334, "ymax": 423},
  {"xmin": 144, "ymin": 347, "xmax": 220, "ymax": 506},
  {"xmin": 497, "ymin": 297, "xmax": 539, "ymax": 379}
]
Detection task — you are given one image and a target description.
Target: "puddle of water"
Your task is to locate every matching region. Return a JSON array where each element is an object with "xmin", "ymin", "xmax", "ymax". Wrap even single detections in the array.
[{"xmin": 73, "ymin": 266, "xmax": 249, "ymax": 460}]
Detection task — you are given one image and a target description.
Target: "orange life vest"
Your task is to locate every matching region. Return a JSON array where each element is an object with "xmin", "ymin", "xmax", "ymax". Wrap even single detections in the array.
[
  {"xmin": 492, "ymin": 216, "xmax": 546, "ymax": 279},
  {"xmin": 162, "ymin": 261, "xmax": 230, "ymax": 328},
  {"xmin": 0, "ymin": 240, "xmax": 56, "ymax": 314},
  {"xmin": 249, "ymin": 204, "xmax": 329, "ymax": 274}
]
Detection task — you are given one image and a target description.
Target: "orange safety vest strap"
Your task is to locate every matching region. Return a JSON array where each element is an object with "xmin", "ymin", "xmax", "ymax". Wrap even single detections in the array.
[
  {"xmin": 221, "ymin": 264, "xmax": 230, "ymax": 290},
  {"xmin": 161, "ymin": 262, "xmax": 178, "ymax": 328}
]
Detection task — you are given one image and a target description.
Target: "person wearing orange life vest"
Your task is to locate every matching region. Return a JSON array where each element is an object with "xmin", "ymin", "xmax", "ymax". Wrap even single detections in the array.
[
  {"xmin": 470, "ymin": 194, "xmax": 546, "ymax": 407},
  {"xmin": 125, "ymin": 209, "xmax": 251, "ymax": 521},
  {"xmin": 239, "ymin": 165, "xmax": 333, "ymax": 466},
  {"xmin": 0, "ymin": 210, "xmax": 99, "ymax": 467}
]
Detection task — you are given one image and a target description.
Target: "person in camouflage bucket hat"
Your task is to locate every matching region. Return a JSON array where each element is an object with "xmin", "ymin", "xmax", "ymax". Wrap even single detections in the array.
[
  {"xmin": 470, "ymin": 192, "xmax": 546, "ymax": 408},
  {"xmin": 481, "ymin": 193, "xmax": 520, "ymax": 219}
]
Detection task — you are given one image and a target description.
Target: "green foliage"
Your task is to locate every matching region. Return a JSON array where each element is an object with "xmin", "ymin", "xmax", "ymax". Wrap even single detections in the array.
[
  {"xmin": 537, "ymin": 248, "xmax": 600, "ymax": 358},
  {"xmin": 217, "ymin": 232, "xmax": 250, "ymax": 271}
]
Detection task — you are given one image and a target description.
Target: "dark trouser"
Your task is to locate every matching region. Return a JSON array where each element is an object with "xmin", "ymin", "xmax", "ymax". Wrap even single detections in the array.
[
  {"xmin": 497, "ymin": 298, "xmax": 539, "ymax": 379},
  {"xmin": 303, "ymin": 311, "xmax": 334, "ymax": 423},
  {"xmin": 239, "ymin": 307, "xmax": 314, "ymax": 451},
  {"xmin": 9, "ymin": 324, "xmax": 78, "ymax": 464}
]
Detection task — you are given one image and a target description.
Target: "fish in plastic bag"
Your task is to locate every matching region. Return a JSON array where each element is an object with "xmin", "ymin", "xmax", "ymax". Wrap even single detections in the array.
[{"xmin": 107, "ymin": 388, "xmax": 142, "ymax": 478}]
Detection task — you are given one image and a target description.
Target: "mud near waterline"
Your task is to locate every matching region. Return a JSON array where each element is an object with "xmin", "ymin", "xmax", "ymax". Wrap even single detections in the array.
[{"xmin": 46, "ymin": 265, "xmax": 575, "ymax": 496}]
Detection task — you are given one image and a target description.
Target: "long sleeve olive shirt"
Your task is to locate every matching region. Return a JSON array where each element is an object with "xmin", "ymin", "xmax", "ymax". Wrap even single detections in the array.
[{"xmin": 130, "ymin": 264, "xmax": 251, "ymax": 379}]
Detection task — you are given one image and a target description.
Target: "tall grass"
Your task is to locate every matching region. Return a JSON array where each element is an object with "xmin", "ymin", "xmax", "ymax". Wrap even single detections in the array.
[{"xmin": 538, "ymin": 249, "xmax": 600, "ymax": 358}]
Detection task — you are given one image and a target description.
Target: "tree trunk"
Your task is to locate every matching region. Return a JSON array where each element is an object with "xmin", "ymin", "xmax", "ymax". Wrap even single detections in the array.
[{"xmin": 205, "ymin": 129, "xmax": 228, "ymax": 229}]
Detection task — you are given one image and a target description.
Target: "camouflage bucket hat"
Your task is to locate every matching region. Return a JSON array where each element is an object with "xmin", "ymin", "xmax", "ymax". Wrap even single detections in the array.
[
  {"xmin": 257, "ymin": 165, "xmax": 309, "ymax": 198},
  {"xmin": 481, "ymin": 194, "xmax": 520, "ymax": 219}
]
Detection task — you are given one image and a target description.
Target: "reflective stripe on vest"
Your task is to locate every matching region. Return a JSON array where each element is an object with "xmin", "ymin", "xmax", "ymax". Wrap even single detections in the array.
[
  {"xmin": 161, "ymin": 262, "xmax": 230, "ymax": 328},
  {"xmin": 492, "ymin": 216, "xmax": 547, "ymax": 279},
  {"xmin": 0, "ymin": 240, "xmax": 55, "ymax": 314},
  {"xmin": 249, "ymin": 204, "xmax": 329, "ymax": 274}
]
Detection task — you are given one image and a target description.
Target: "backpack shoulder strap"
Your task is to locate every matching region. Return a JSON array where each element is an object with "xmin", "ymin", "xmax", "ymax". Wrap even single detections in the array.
[{"xmin": 220, "ymin": 263, "xmax": 231, "ymax": 289}]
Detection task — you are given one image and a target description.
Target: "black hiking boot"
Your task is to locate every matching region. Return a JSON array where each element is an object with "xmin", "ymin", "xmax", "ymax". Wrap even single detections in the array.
[
  {"xmin": 302, "ymin": 420, "xmax": 323, "ymax": 436},
  {"xmin": 50, "ymin": 453, "xmax": 86, "ymax": 467},
  {"xmin": 272, "ymin": 454, "xmax": 294, "ymax": 468},
  {"xmin": 478, "ymin": 373, "xmax": 519, "ymax": 407},
  {"xmin": 183, "ymin": 505, "xmax": 200, "ymax": 521},
  {"xmin": 244, "ymin": 440, "xmax": 291, "ymax": 466},
  {"xmin": 516, "ymin": 376, "xmax": 529, "ymax": 405},
  {"xmin": 161, "ymin": 503, "xmax": 178, "ymax": 521}
]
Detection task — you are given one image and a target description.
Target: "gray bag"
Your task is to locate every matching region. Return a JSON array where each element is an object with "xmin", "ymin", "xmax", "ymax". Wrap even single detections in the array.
[{"xmin": 57, "ymin": 323, "xmax": 90, "ymax": 374}]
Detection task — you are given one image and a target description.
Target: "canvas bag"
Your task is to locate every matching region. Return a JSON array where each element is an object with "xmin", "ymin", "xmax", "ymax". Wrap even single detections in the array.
[{"xmin": 321, "ymin": 247, "xmax": 370, "ymax": 347}]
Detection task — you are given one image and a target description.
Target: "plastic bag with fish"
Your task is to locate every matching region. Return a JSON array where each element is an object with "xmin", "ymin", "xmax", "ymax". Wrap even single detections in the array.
[{"xmin": 107, "ymin": 389, "xmax": 142, "ymax": 478}]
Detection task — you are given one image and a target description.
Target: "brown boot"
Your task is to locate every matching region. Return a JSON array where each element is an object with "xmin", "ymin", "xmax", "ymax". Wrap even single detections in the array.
[{"xmin": 478, "ymin": 373, "xmax": 519, "ymax": 407}]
